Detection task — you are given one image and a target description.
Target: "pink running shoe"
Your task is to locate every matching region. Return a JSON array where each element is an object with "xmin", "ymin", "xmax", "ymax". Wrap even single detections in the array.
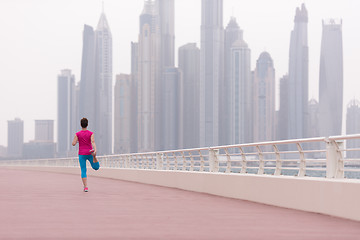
[{"xmin": 84, "ymin": 187, "xmax": 89, "ymax": 192}]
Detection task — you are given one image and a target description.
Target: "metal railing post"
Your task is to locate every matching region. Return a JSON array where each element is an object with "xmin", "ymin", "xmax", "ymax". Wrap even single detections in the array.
[
  {"xmin": 209, "ymin": 148, "xmax": 219, "ymax": 172},
  {"xmin": 156, "ymin": 153, "xmax": 163, "ymax": 170},
  {"xmin": 181, "ymin": 151, "xmax": 186, "ymax": 171},
  {"xmin": 326, "ymin": 139, "xmax": 344, "ymax": 178},
  {"xmin": 239, "ymin": 147, "xmax": 247, "ymax": 174},
  {"xmin": 199, "ymin": 150, "xmax": 204, "ymax": 172},
  {"xmin": 224, "ymin": 148, "xmax": 231, "ymax": 173},
  {"xmin": 273, "ymin": 145, "xmax": 281, "ymax": 176},
  {"xmin": 296, "ymin": 143, "xmax": 306, "ymax": 177},
  {"xmin": 256, "ymin": 146, "xmax": 264, "ymax": 175},
  {"xmin": 189, "ymin": 152, "xmax": 194, "ymax": 171},
  {"xmin": 125, "ymin": 155, "xmax": 130, "ymax": 168}
]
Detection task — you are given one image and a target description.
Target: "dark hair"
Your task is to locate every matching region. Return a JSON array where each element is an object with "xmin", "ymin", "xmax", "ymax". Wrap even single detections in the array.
[{"xmin": 80, "ymin": 118, "xmax": 88, "ymax": 128}]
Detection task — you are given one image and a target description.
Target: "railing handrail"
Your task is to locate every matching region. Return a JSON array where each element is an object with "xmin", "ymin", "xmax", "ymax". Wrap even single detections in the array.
[{"xmin": 2, "ymin": 134, "xmax": 360, "ymax": 179}]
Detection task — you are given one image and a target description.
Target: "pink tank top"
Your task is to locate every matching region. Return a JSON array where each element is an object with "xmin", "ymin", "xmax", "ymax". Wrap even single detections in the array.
[{"xmin": 76, "ymin": 130, "xmax": 93, "ymax": 155}]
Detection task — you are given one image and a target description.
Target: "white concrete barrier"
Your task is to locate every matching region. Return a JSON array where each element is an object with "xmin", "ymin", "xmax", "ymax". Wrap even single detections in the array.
[{"xmin": 6, "ymin": 166, "xmax": 360, "ymax": 222}]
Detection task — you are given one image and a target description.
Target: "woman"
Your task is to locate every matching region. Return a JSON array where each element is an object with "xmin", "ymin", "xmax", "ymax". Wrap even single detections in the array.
[{"xmin": 72, "ymin": 118, "xmax": 100, "ymax": 192}]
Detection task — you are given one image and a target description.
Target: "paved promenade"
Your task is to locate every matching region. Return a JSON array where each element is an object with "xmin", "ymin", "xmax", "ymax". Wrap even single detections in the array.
[{"xmin": 1, "ymin": 168, "xmax": 360, "ymax": 239}]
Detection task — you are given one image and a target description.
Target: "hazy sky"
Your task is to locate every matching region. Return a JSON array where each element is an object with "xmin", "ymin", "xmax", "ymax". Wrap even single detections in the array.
[{"xmin": 0, "ymin": 0, "xmax": 359, "ymax": 146}]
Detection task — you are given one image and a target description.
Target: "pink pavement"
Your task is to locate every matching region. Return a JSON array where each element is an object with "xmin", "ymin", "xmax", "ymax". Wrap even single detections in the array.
[{"xmin": 1, "ymin": 168, "xmax": 360, "ymax": 240}]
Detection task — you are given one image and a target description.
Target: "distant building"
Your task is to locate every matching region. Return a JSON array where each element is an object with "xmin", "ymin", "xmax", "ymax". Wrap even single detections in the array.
[
  {"xmin": 253, "ymin": 52, "xmax": 275, "ymax": 143},
  {"xmin": 307, "ymin": 99, "xmax": 319, "ymax": 138},
  {"xmin": 137, "ymin": 1, "xmax": 158, "ymax": 152},
  {"xmin": 287, "ymin": 4, "xmax": 308, "ymax": 140},
  {"xmin": 114, "ymin": 74, "xmax": 132, "ymax": 154},
  {"xmin": 230, "ymin": 38, "xmax": 251, "ymax": 144},
  {"xmin": 162, "ymin": 67, "xmax": 182, "ymax": 150},
  {"xmin": 79, "ymin": 10, "xmax": 113, "ymax": 155},
  {"xmin": 346, "ymin": 99, "xmax": 360, "ymax": 158},
  {"xmin": 305, "ymin": 99, "xmax": 320, "ymax": 157},
  {"xmin": 277, "ymin": 75, "xmax": 289, "ymax": 140},
  {"xmin": 130, "ymin": 42, "xmax": 138, "ymax": 153},
  {"xmin": 79, "ymin": 24, "xmax": 96, "ymax": 139},
  {"xmin": 178, "ymin": 43, "xmax": 200, "ymax": 149},
  {"xmin": 200, "ymin": 0, "xmax": 224, "ymax": 147},
  {"xmin": 7, "ymin": 118, "xmax": 24, "ymax": 158},
  {"xmin": 319, "ymin": 19, "xmax": 343, "ymax": 137},
  {"xmin": 23, "ymin": 141, "xmax": 56, "ymax": 160},
  {"xmin": 35, "ymin": 120, "xmax": 54, "ymax": 142},
  {"xmin": 157, "ymin": 0, "xmax": 176, "ymax": 151},
  {"xmin": 221, "ymin": 17, "xmax": 243, "ymax": 146},
  {"xmin": 57, "ymin": 69, "xmax": 76, "ymax": 157}
]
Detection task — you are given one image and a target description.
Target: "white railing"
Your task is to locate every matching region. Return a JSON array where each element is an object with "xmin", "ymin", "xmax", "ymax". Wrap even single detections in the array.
[{"xmin": 2, "ymin": 134, "xmax": 360, "ymax": 179}]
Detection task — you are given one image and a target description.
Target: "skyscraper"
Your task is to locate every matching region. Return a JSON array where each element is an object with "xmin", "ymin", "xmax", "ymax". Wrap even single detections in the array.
[
  {"xmin": 157, "ymin": 0, "xmax": 175, "ymax": 69},
  {"xmin": 135, "ymin": 0, "xmax": 175, "ymax": 152},
  {"xmin": 178, "ymin": 43, "xmax": 200, "ymax": 149},
  {"xmin": 137, "ymin": 1, "xmax": 158, "ymax": 152},
  {"xmin": 131, "ymin": 42, "xmax": 139, "ymax": 153},
  {"xmin": 221, "ymin": 17, "xmax": 243, "ymax": 146},
  {"xmin": 79, "ymin": 25, "xmax": 96, "ymax": 130},
  {"xmin": 114, "ymin": 74, "xmax": 132, "ymax": 154},
  {"xmin": 303, "ymin": 99, "xmax": 320, "ymax": 158},
  {"xmin": 35, "ymin": 120, "xmax": 54, "ymax": 142},
  {"xmin": 287, "ymin": 4, "xmax": 308, "ymax": 139},
  {"xmin": 200, "ymin": 0, "xmax": 224, "ymax": 147},
  {"xmin": 319, "ymin": 19, "xmax": 343, "ymax": 137},
  {"xmin": 24, "ymin": 120, "xmax": 56, "ymax": 160},
  {"xmin": 307, "ymin": 99, "xmax": 320, "ymax": 138},
  {"xmin": 162, "ymin": 67, "xmax": 181, "ymax": 150},
  {"xmin": 277, "ymin": 75, "xmax": 289, "ymax": 140},
  {"xmin": 253, "ymin": 52, "xmax": 275, "ymax": 142},
  {"xmin": 95, "ymin": 11, "xmax": 113, "ymax": 154},
  {"xmin": 7, "ymin": 118, "xmax": 24, "ymax": 158},
  {"xmin": 57, "ymin": 69, "xmax": 76, "ymax": 156},
  {"xmin": 156, "ymin": 0, "xmax": 175, "ymax": 151},
  {"xmin": 346, "ymin": 99, "xmax": 360, "ymax": 158},
  {"xmin": 230, "ymin": 38, "xmax": 251, "ymax": 144},
  {"xmin": 79, "ymin": 10, "xmax": 113, "ymax": 155}
]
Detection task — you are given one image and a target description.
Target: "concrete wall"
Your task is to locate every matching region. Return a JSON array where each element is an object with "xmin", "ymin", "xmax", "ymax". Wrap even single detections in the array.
[{"xmin": 7, "ymin": 166, "xmax": 360, "ymax": 222}]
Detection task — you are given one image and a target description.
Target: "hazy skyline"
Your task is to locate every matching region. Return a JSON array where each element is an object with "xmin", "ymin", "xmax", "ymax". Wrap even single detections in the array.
[{"xmin": 0, "ymin": 0, "xmax": 359, "ymax": 146}]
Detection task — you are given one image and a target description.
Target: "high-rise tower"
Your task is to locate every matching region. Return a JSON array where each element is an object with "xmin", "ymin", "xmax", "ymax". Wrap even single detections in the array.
[
  {"xmin": 221, "ymin": 17, "xmax": 243, "ymax": 146},
  {"xmin": 137, "ymin": 1, "xmax": 158, "ymax": 152},
  {"xmin": 79, "ymin": 10, "xmax": 112, "ymax": 155},
  {"xmin": 178, "ymin": 43, "xmax": 200, "ymax": 149},
  {"xmin": 156, "ymin": 0, "xmax": 175, "ymax": 151},
  {"xmin": 79, "ymin": 25, "xmax": 96, "ymax": 131},
  {"xmin": 230, "ymin": 38, "xmax": 251, "ymax": 144},
  {"xmin": 319, "ymin": 19, "xmax": 343, "ymax": 137},
  {"xmin": 162, "ymin": 67, "xmax": 181, "ymax": 150},
  {"xmin": 136, "ymin": 0, "xmax": 175, "ymax": 152},
  {"xmin": 200, "ymin": 0, "xmax": 224, "ymax": 147},
  {"xmin": 114, "ymin": 74, "xmax": 132, "ymax": 154},
  {"xmin": 253, "ymin": 52, "xmax": 275, "ymax": 142},
  {"xmin": 7, "ymin": 118, "xmax": 24, "ymax": 158},
  {"xmin": 58, "ymin": 69, "xmax": 76, "ymax": 156},
  {"xmin": 130, "ymin": 42, "xmax": 139, "ymax": 153},
  {"xmin": 95, "ymin": 11, "xmax": 113, "ymax": 154},
  {"xmin": 346, "ymin": 99, "xmax": 360, "ymax": 158},
  {"xmin": 287, "ymin": 4, "xmax": 308, "ymax": 139},
  {"xmin": 278, "ymin": 75, "xmax": 289, "ymax": 140},
  {"xmin": 35, "ymin": 120, "xmax": 54, "ymax": 143}
]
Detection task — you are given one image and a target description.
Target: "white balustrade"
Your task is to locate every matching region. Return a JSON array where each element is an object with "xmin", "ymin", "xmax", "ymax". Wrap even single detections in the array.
[{"xmin": 2, "ymin": 134, "xmax": 360, "ymax": 179}]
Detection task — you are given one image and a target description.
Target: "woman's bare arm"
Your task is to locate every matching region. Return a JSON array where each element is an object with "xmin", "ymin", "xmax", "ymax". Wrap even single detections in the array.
[
  {"xmin": 72, "ymin": 134, "xmax": 78, "ymax": 146},
  {"xmin": 91, "ymin": 134, "xmax": 97, "ymax": 154}
]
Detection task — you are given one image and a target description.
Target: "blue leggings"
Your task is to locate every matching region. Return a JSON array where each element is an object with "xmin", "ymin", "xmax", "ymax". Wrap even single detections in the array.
[{"xmin": 79, "ymin": 155, "xmax": 100, "ymax": 178}]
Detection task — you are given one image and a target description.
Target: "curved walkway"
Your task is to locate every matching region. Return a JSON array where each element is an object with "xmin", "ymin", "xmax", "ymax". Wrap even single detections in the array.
[{"xmin": 1, "ymin": 168, "xmax": 360, "ymax": 239}]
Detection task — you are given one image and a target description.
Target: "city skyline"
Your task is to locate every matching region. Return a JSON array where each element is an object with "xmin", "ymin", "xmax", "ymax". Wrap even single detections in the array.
[{"xmin": 0, "ymin": 0, "xmax": 359, "ymax": 146}]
